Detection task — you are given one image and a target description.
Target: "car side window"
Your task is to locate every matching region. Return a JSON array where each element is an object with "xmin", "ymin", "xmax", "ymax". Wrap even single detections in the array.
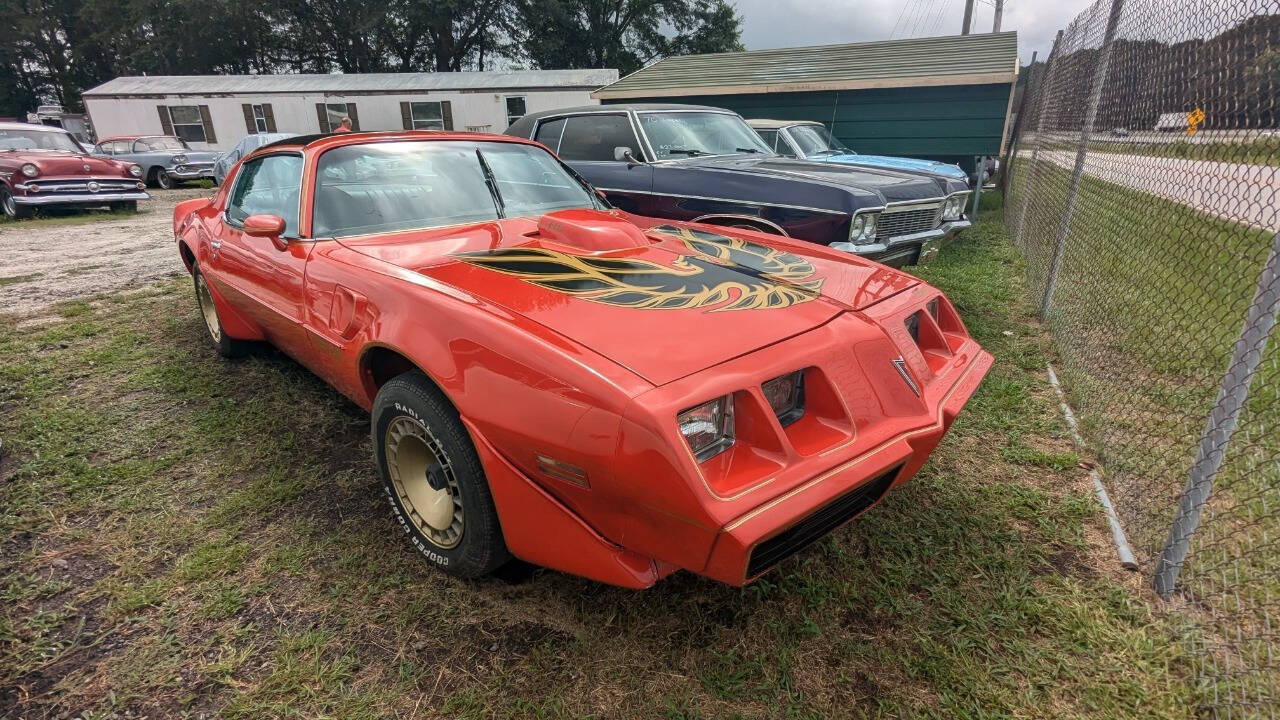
[
  {"xmin": 755, "ymin": 130, "xmax": 779, "ymax": 152},
  {"xmin": 227, "ymin": 154, "xmax": 304, "ymax": 236},
  {"xmin": 773, "ymin": 131, "xmax": 798, "ymax": 158},
  {"xmin": 533, "ymin": 117, "xmax": 567, "ymax": 154},
  {"xmin": 558, "ymin": 114, "xmax": 640, "ymax": 162}
]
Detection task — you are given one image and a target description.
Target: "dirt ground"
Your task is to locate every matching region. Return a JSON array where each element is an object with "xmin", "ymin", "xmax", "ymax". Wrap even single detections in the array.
[{"xmin": 0, "ymin": 187, "xmax": 213, "ymax": 318}]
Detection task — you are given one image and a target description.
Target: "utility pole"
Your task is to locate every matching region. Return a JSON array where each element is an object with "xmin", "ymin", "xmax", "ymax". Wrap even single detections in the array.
[
  {"xmin": 962, "ymin": 0, "xmax": 975, "ymax": 34},
  {"xmin": 993, "ymin": 0, "xmax": 1004, "ymax": 31}
]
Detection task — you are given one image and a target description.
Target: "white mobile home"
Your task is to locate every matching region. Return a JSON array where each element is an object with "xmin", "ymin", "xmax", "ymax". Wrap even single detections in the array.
[{"xmin": 81, "ymin": 69, "xmax": 618, "ymax": 151}]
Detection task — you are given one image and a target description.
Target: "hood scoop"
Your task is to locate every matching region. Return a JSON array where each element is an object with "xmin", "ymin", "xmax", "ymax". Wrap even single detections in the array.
[{"xmin": 535, "ymin": 210, "xmax": 652, "ymax": 253}]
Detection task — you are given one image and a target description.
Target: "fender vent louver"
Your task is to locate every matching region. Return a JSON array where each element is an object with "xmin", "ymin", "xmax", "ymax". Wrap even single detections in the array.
[{"xmin": 746, "ymin": 465, "xmax": 901, "ymax": 578}]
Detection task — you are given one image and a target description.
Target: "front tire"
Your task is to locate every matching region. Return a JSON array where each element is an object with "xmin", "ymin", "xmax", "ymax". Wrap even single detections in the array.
[
  {"xmin": 1, "ymin": 186, "xmax": 33, "ymax": 219},
  {"xmin": 157, "ymin": 170, "xmax": 177, "ymax": 190},
  {"xmin": 372, "ymin": 372, "xmax": 509, "ymax": 579},
  {"xmin": 191, "ymin": 262, "xmax": 250, "ymax": 358}
]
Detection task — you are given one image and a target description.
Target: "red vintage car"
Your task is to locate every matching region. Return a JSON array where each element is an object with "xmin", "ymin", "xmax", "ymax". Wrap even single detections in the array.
[
  {"xmin": 173, "ymin": 130, "xmax": 992, "ymax": 588},
  {"xmin": 0, "ymin": 122, "xmax": 148, "ymax": 219}
]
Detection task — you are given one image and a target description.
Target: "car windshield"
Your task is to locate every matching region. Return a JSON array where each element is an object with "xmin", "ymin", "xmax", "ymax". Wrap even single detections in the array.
[
  {"xmin": 637, "ymin": 112, "xmax": 773, "ymax": 160},
  {"xmin": 0, "ymin": 128, "xmax": 84, "ymax": 153},
  {"xmin": 788, "ymin": 124, "xmax": 850, "ymax": 157},
  {"xmin": 313, "ymin": 140, "xmax": 604, "ymax": 238},
  {"xmin": 136, "ymin": 137, "xmax": 188, "ymax": 151}
]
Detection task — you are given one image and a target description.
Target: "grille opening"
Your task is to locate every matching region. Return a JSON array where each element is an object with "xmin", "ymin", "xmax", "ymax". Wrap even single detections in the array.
[
  {"xmin": 905, "ymin": 311, "xmax": 921, "ymax": 344},
  {"xmin": 877, "ymin": 207, "xmax": 939, "ymax": 238},
  {"xmin": 746, "ymin": 465, "xmax": 901, "ymax": 578}
]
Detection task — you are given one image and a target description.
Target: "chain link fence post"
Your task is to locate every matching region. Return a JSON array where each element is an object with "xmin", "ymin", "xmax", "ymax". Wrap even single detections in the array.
[
  {"xmin": 1154, "ymin": 232, "xmax": 1280, "ymax": 598},
  {"xmin": 1011, "ymin": 30, "xmax": 1062, "ymax": 246},
  {"xmin": 1039, "ymin": 0, "xmax": 1125, "ymax": 320}
]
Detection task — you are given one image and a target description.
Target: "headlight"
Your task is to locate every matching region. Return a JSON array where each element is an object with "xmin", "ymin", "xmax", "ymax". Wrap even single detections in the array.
[
  {"xmin": 942, "ymin": 195, "xmax": 967, "ymax": 221},
  {"xmin": 20, "ymin": 163, "xmax": 38, "ymax": 178},
  {"xmin": 761, "ymin": 371, "xmax": 805, "ymax": 426},
  {"xmin": 172, "ymin": 154, "xmax": 188, "ymax": 164},
  {"xmin": 849, "ymin": 211, "xmax": 879, "ymax": 244},
  {"xmin": 129, "ymin": 164, "xmax": 143, "ymax": 177},
  {"xmin": 678, "ymin": 395, "xmax": 734, "ymax": 462}
]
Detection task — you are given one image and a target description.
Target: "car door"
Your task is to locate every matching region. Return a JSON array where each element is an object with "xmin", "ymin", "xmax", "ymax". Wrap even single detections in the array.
[
  {"xmin": 205, "ymin": 152, "xmax": 312, "ymax": 358},
  {"xmin": 543, "ymin": 113, "xmax": 652, "ymax": 213}
]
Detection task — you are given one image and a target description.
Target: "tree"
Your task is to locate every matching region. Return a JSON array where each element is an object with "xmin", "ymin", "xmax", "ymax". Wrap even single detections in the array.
[{"xmin": 513, "ymin": 0, "xmax": 743, "ymax": 75}]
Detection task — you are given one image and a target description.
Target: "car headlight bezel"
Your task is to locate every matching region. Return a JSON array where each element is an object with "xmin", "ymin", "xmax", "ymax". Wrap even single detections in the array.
[
  {"xmin": 942, "ymin": 194, "xmax": 968, "ymax": 221},
  {"xmin": 678, "ymin": 395, "xmax": 735, "ymax": 462},
  {"xmin": 848, "ymin": 210, "xmax": 880, "ymax": 245},
  {"xmin": 20, "ymin": 163, "xmax": 39, "ymax": 178},
  {"xmin": 761, "ymin": 370, "xmax": 805, "ymax": 427},
  {"xmin": 128, "ymin": 164, "xmax": 143, "ymax": 177},
  {"xmin": 172, "ymin": 153, "xmax": 188, "ymax": 165}
]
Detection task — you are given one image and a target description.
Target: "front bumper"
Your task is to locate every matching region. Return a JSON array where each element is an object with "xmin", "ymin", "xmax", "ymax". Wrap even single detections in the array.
[
  {"xmin": 167, "ymin": 164, "xmax": 215, "ymax": 180},
  {"xmin": 829, "ymin": 218, "xmax": 973, "ymax": 268},
  {"xmin": 701, "ymin": 349, "xmax": 992, "ymax": 585},
  {"xmin": 14, "ymin": 191, "xmax": 150, "ymax": 205}
]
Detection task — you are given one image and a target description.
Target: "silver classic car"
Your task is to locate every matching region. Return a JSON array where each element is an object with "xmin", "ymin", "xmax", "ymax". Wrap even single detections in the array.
[{"xmin": 93, "ymin": 135, "xmax": 220, "ymax": 188}]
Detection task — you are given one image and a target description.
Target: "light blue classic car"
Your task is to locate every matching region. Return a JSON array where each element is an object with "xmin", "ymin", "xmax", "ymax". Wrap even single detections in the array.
[
  {"xmin": 747, "ymin": 119, "xmax": 970, "ymax": 185},
  {"xmin": 212, "ymin": 132, "xmax": 298, "ymax": 185},
  {"xmin": 93, "ymin": 135, "xmax": 221, "ymax": 189}
]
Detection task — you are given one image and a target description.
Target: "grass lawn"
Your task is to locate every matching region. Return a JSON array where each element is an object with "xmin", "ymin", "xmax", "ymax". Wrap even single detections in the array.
[
  {"xmin": 1007, "ymin": 157, "xmax": 1280, "ymax": 713},
  {"xmin": 0, "ymin": 204, "xmax": 1199, "ymax": 718}
]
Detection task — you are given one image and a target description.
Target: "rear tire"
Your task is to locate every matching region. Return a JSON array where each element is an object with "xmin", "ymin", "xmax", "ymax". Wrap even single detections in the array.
[
  {"xmin": 1, "ymin": 186, "xmax": 33, "ymax": 220},
  {"xmin": 191, "ymin": 262, "xmax": 251, "ymax": 358},
  {"xmin": 372, "ymin": 371, "xmax": 510, "ymax": 579}
]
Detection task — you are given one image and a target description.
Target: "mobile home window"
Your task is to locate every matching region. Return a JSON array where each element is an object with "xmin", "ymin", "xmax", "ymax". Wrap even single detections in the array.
[
  {"xmin": 167, "ymin": 105, "xmax": 206, "ymax": 143},
  {"xmin": 504, "ymin": 96, "xmax": 527, "ymax": 127},
  {"xmin": 409, "ymin": 102, "xmax": 445, "ymax": 130},
  {"xmin": 325, "ymin": 103, "xmax": 350, "ymax": 131},
  {"xmin": 252, "ymin": 105, "xmax": 268, "ymax": 133}
]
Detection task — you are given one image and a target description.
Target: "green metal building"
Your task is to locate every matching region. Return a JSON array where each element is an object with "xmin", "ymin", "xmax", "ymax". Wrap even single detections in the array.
[{"xmin": 594, "ymin": 32, "xmax": 1018, "ymax": 173}]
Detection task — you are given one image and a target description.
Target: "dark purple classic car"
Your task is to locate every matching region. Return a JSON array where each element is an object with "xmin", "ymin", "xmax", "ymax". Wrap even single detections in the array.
[{"xmin": 506, "ymin": 104, "xmax": 972, "ymax": 268}]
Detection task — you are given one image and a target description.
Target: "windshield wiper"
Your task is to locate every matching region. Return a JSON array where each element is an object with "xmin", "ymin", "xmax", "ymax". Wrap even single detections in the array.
[
  {"xmin": 735, "ymin": 147, "xmax": 763, "ymax": 154},
  {"xmin": 665, "ymin": 148, "xmax": 707, "ymax": 157},
  {"xmin": 474, "ymin": 148, "xmax": 506, "ymax": 218}
]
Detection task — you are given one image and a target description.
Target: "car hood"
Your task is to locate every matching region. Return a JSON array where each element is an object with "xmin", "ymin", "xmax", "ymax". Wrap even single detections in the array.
[
  {"xmin": 680, "ymin": 154, "xmax": 947, "ymax": 204},
  {"xmin": 339, "ymin": 209, "xmax": 918, "ymax": 386},
  {"xmin": 815, "ymin": 153, "xmax": 968, "ymax": 180},
  {"xmin": 8, "ymin": 150, "xmax": 131, "ymax": 177}
]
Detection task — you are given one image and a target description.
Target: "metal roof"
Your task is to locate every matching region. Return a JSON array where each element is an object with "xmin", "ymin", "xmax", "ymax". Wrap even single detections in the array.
[
  {"xmin": 593, "ymin": 32, "xmax": 1017, "ymax": 99},
  {"xmin": 84, "ymin": 69, "xmax": 620, "ymax": 97}
]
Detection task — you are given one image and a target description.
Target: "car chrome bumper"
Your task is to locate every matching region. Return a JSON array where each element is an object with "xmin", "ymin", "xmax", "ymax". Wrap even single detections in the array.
[
  {"xmin": 14, "ymin": 191, "xmax": 150, "ymax": 205},
  {"xmin": 167, "ymin": 167, "xmax": 215, "ymax": 180},
  {"xmin": 830, "ymin": 227, "xmax": 946, "ymax": 268}
]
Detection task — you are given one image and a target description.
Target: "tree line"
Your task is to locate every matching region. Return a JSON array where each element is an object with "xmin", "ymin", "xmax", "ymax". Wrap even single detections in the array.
[
  {"xmin": 0, "ymin": 0, "xmax": 744, "ymax": 116},
  {"xmin": 1036, "ymin": 14, "xmax": 1279, "ymax": 131}
]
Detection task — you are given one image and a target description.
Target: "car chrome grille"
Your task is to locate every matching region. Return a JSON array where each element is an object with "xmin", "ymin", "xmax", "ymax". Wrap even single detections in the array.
[
  {"xmin": 746, "ymin": 464, "xmax": 901, "ymax": 578},
  {"xmin": 878, "ymin": 206, "xmax": 940, "ymax": 238},
  {"xmin": 31, "ymin": 179, "xmax": 140, "ymax": 194}
]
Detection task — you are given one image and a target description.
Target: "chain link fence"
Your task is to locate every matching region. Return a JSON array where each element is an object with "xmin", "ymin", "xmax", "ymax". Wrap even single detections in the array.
[{"xmin": 1002, "ymin": 0, "xmax": 1279, "ymax": 715}]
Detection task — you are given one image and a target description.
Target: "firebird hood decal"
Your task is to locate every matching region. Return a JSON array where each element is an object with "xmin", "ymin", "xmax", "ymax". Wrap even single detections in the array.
[{"xmin": 453, "ymin": 226, "xmax": 824, "ymax": 312}]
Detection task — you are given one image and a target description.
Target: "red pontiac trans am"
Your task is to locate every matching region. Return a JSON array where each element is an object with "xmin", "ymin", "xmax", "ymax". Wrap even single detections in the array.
[
  {"xmin": 0, "ymin": 122, "xmax": 148, "ymax": 219},
  {"xmin": 173, "ymin": 130, "xmax": 992, "ymax": 588}
]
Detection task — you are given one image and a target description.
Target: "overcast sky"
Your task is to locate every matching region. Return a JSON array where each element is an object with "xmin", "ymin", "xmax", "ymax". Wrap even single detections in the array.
[{"xmin": 733, "ymin": 0, "xmax": 1096, "ymax": 64}]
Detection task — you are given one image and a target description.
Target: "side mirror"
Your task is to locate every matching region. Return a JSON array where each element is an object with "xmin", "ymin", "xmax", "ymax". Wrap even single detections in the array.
[
  {"xmin": 613, "ymin": 146, "xmax": 639, "ymax": 164},
  {"xmin": 242, "ymin": 214, "xmax": 288, "ymax": 250}
]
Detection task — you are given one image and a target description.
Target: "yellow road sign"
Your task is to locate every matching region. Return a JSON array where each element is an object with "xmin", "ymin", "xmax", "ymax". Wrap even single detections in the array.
[{"xmin": 1187, "ymin": 107, "xmax": 1205, "ymax": 136}]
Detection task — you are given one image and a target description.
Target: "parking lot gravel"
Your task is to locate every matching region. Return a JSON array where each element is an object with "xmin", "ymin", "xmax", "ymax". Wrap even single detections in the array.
[{"xmin": 0, "ymin": 187, "xmax": 212, "ymax": 318}]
